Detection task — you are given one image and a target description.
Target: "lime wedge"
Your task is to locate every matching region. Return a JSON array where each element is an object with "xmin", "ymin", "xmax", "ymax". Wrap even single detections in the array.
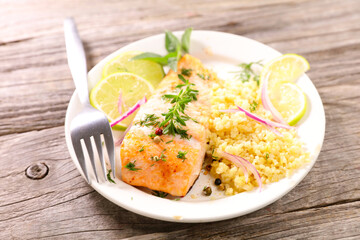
[
  {"xmin": 90, "ymin": 72, "xmax": 154, "ymax": 130},
  {"xmin": 261, "ymin": 53, "xmax": 310, "ymax": 90},
  {"xmin": 102, "ymin": 51, "xmax": 165, "ymax": 88},
  {"xmin": 269, "ymin": 82, "xmax": 307, "ymax": 126},
  {"xmin": 260, "ymin": 53, "xmax": 310, "ymax": 125}
]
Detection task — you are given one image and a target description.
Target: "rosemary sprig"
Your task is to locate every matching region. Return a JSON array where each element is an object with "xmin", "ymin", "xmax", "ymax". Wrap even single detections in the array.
[
  {"xmin": 160, "ymin": 74, "xmax": 198, "ymax": 139},
  {"xmin": 233, "ymin": 61, "xmax": 263, "ymax": 86},
  {"xmin": 181, "ymin": 68, "xmax": 192, "ymax": 77}
]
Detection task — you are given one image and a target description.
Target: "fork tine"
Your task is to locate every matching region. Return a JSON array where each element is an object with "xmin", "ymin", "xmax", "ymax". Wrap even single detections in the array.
[
  {"xmin": 84, "ymin": 137, "xmax": 99, "ymax": 183},
  {"xmin": 71, "ymin": 136, "xmax": 90, "ymax": 183},
  {"xmin": 103, "ymin": 129, "xmax": 115, "ymax": 178},
  {"xmin": 93, "ymin": 134, "xmax": 107, "ymax": 181}
]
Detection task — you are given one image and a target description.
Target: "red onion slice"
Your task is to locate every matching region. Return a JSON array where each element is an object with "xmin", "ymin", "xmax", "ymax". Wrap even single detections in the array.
[
  {"xmin": 261, "ymin": 72, "xmax": 288, "ymax": 124},
  {"xmin": 115, "ymin": 122, "xmax": 133, "ymax": 147},
  {"xmin": 221, "ymin": 151, "xmax": 262, "ymax": 192},
  {"xmin": 220, "ymin": 151, "xmax": 249, "ymax": 183},
  {"xmin": 110, "ymin": 96, "xmax": 147, "ymax": 127},
  {"xmin": 220, "ymin": 105, "xmax": 294, "ymax": 136}
]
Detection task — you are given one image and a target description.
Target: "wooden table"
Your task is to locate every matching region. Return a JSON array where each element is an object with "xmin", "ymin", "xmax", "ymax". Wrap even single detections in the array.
[{"xmin": 1, "ymin": 0, "xmax": 359, "ymax": 239}]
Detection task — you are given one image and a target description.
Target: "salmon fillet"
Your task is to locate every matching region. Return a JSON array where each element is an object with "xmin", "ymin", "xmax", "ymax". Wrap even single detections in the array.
[{"xmin": 120, "ymin": 54, "xmax": 212, "ymax": 196}]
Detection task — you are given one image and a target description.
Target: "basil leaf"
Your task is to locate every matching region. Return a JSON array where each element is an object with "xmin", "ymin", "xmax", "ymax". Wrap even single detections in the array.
[
  {"xmin": 181, "ymin": 27, "xmax": 192, "ymax": 53},
  {"xmin": 168, "ymin": 57, "xmax": 178, "ymax": 72},
  {"xmin": 131, "ymin": 52, "xmax": 168, "ymax": 65},
  {"xmin": 165, "ymin": 31, "xmax": 180, "ymax": 52}
]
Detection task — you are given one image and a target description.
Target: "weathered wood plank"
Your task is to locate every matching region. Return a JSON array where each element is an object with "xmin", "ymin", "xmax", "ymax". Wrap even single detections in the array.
[{"xmin": 1, "ymin": 0, "xmax": 360, "ymax": 239}]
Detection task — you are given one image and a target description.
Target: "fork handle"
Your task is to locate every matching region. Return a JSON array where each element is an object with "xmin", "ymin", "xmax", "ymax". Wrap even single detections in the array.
[{"xmin": 64, "ymin": 18, "xmax": 90, "ymax": 105}]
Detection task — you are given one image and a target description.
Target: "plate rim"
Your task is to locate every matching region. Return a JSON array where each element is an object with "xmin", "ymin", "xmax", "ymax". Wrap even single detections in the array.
[{"xmin": 65, "ymin": 30, "xmax": 326, "ymax": 223}]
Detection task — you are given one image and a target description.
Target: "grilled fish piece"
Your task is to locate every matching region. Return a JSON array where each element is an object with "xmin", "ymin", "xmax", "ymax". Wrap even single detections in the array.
[{"xmin": 120, "ymin": 54, "xmax": 212, "ymax": 196}]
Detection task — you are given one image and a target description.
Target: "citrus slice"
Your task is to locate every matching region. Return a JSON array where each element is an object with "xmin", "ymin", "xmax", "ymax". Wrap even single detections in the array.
[
  {"xmin": 102, "ymin": 51, "xmax": 165, "ymax": 88},
  {"xmin": 261, "ymin": 53, "xmax": 310, "ymax": 90},
  {"xmin": 90, "ymin": 72, "xmax": 154, "ymax": 130},
  {"xmin": 269, "ymin": 82, "xmax": 307, "ymax": 126}
]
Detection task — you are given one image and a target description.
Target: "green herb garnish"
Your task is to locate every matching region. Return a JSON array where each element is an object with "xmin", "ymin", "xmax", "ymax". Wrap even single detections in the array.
[
  {"xmin": 181, "ymin": 68, "xmax": 192, "ymax": 77},
  {"xmin": 165, "ymin": 139, "xmax": 174, "ymax": 144},
  {"xmin": 137, "ymin": 114, "xmax": 160, "ymax": 127},
  {"xmin": 139, "ymin": 145, "xmax": 145, "ymax": 152},
  {"xmin": 249, "ymin": 101, "xmax": 258, "ymax": 112},
  {"xmin": 160, "ymin": 75, "xmax": 198, "ymax": 139},
  {"xmin": 149, "ymin": 132, "xmax": 157, "ymax": 139},
  {"xmin": 132, "ymin": 28, "xmax": 193, "ymax": 71},
  {"xmin": 107, "ymin": 169, "xmax": 116, "ymax": 184},
  {"xmin": 265, "ymin": 153, "xmax": 269, "ymax": 160},
  {"xmin": 152, "ymin": 190, "xmax": 168, "ymax": 198},
  {"xmin": 177, "ymin": 150, "xmax": 188, "ymax": 161},
  {"xmin": 233, "ymin": 61, "xmax": 262, "ymax": 86},
  {"xmin": 150, "ymin": 149, "xmax": 167, "ymax": 162},
  {"xmin": 212, "ymin": 149, "xmax": 219, "ymax": 161},
  {"xmin": 125, "ymin": 160, "xmax": 141, "ymax": 171}
]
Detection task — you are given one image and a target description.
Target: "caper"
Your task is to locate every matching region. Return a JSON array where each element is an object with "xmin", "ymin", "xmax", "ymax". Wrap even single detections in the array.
[{"xmin": 203, "ymin": 186, "xmax": 212, "ymax": 196}]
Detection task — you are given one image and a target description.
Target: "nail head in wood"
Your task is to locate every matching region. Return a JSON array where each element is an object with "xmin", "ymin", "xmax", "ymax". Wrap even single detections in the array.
[{"xmin": 25, "ymin": 163, "xmax": 49, "ymax": 180}]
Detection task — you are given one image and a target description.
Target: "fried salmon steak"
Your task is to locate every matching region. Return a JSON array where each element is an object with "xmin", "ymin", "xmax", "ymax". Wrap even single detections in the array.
[{"xmin": 120, "ymin": 54, "xmax": 213, "ymax": 196}]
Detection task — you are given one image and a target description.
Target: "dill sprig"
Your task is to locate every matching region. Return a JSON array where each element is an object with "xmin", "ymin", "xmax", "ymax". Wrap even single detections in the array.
[
  {"xmin": 233, "ymin": 61, "xmax": 262, "ymax": 86},
  {"xmin": 160, "ymin": 74, "xmax": 198, "ymax": 139}
]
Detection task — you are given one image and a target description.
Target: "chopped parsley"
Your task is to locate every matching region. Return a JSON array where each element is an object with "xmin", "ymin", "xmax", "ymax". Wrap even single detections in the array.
[
  {"xmin": 150, "ymin": 149, "xmax": 167, "ymax": 162},
  {"xmin": 125, "ymin": 160, "xmax": 141, "ymax": 171},
  {"xmin": 152, "ymin": 190, "xmax": 168, "ymax": 198},
  {"xmin": 160, "ymin": 74, "xmax": 198, "ymax": 139},
  {"xmin": 181, "ymin": 68, "xmax": 192, "ymax": 77},
  {"xmin": 249, "ymin": 101, "xmax": 258, "ymax": 112},
  {"xmin": 265, "ymin": 153, "xmax": 269, "ymax": 160},
  {"xmin": 139, "ymin": 145, "xmax": 145, "ymax": 152},
  {"xmin": 148, "ymin": 132, "xmax": 157, "ymax": 139},
  {"xmin": 107, "ymin": 169, "xmax": 116, "ymax": 184},
  {"xmin": 137, "ymin": 114, "xmax": 160, "ymax": 127},
  {"xmin": 177, "ymin": 150, "xmax": 188, "ymax": 162},
  {"xmin": 233, "ymin": 61, "xmax": 262, "ymax": 86}
]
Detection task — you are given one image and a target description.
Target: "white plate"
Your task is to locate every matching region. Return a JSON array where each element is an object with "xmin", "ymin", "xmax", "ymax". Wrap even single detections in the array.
[{"xmin": 65, "ymin": 31, "xmax": 325, "ymax": 223}]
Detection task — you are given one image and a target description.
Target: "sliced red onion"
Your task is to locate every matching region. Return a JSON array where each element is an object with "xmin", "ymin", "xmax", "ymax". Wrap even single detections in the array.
[
  {"xmin": 115, "ymin": 122, "xmax": 133, "ymax": 146},
  {"xmin": 110, "ymin": 96, "xmax": 147, "ymax": 127},
  {"xmin": 261, "ymin": 72, "xmax": 288, "ymax": 124},
  {"xmin": 117, "ymin": 91, "xmax": 123, "ymax": 115},
  {"xmin": 220, "ymin": 151, "xmax": 248, "ymax": 183},
  {"xmin": 221, "ymin": 151, "xmax": 262, "ymax": 192},
  {"xmin": 220, "ymin": 105, "xmax": 295, "ymax": 136}
]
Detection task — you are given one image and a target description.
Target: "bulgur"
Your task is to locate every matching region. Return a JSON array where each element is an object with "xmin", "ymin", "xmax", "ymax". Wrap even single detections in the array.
[{"xmin": 208, "ymin": 75, "xmax": 309, "ymax": 195}]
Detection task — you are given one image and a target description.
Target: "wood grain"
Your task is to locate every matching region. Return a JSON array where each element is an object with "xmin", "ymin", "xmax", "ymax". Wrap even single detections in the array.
[{"xmin": 0, "ymin": 0, "xmax": 359, "ymax": 239}]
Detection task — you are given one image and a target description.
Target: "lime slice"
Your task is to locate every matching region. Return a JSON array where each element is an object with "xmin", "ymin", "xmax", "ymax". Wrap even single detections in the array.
[
  {"xmin": 261, "ymin": 53, "xmax": 310, "ymax": 90},
  {"xmin": 270, "ymin": 82, "xmax": 307, "ymax": 126},
  {"xmin": 90, "ymin": 72, "xmax": 154, "ymax": 130},
  {"xmin": 102, "ymin": 51, "xmax": 165, "ymax": 88}
]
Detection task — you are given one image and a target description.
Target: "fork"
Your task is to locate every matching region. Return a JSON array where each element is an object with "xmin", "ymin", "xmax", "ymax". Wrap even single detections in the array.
[{"xmin": 64, "ymin": 18, "xmax": 115, "ymax": 184}]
